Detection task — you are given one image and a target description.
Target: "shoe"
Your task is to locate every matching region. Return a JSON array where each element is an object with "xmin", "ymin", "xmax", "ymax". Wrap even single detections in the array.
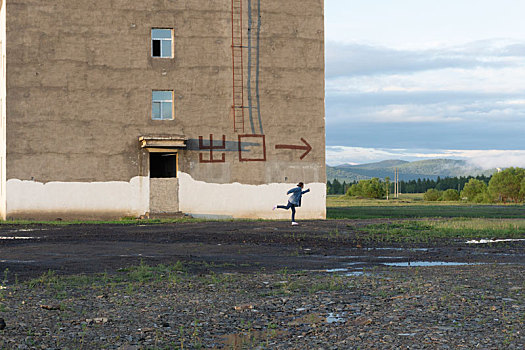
[
  {"xmin": 272, "ymin": 205, "xmax": 277, "ymax": 210},
  {"xmin": 291, "ymin": 222, "xmax": 299, "ymax": 226}
]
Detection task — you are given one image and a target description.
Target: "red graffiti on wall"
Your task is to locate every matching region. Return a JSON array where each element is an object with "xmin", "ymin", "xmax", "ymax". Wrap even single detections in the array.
[
  {"xmin": 199, "ymin": 134, "xmax": 226, "ymax": 163},
  {"xmin": 275, "ymin": 138, "xmax": 312, "ymax": 160},
  {"xmin": 238, "ymin": 134, "xmax": 266, "ymax": 162}
]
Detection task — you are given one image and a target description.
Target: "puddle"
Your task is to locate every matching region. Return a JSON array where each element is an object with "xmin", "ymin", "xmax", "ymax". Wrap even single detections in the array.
[
  {"xmin": 324, "ymin": 268, "xmax": 369, "ymax": 277},
  {"xmin": 473, "ymin": 252, "xmax": 525, "ymax": 257},
  {"xmin": 383, "ymin": 261, "xmax": 482, "ymax": 267},
  {"xmin": 288, "ymin": 312, "xmax": 346, "ymax": 326},
  {"xmin": 367, "ymin": 247, "xmax": 430, "ymax": 252},
  {"xmin": 0, "ymin": 236, "xmax": 39, "ymax": 240},
  {"xmin": 324, "ymin": 258, "xmax": 487, "ymax": 273},
  {"xmin": 343, "ymin": 262, "xmax": 366, "ymax": 266},
  {"xmin": 466, "ymin": 239, "xmax": 525, "ymax": 244},
  {"xmin": 346, "ymin": 271, "xmax": 366, "ymax": 277},
  {"xmin": 114, "ymin": 254, "xmax": 162, "ymax": 258},
  {"xmin": 325, "ymin": 268, "xmax": 348, "ymax": 273},
  {"xmin": 5, "ymin": 228, "xmax": 47, "ymax": 233},
  {"xmin": 326, "ymin": 313, "xmax": 346, "ymax": 324},
  {"xmin": 0, "ymin": 259, "xmax": 36, "ymax": 264}
]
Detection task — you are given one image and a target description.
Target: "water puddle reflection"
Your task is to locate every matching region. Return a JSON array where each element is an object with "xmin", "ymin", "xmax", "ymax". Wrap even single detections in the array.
[
  {"xmin": 326, "ymin": 313, "xmax": 346, "ymax": 324},
  {"xmin": 325, "ymin": 268, "xmax": 348, "ymax": 273},
  {"xmin": 345, "ymin": 271, "xmax": 365, "ymax": 277},
  {"xmin": 383, "ymin": 261, "xmax": 482, "ymax": 267},
  {"xmin": 367, "ymin": 247, "xmax": 430, "ymax": 252},
  {"xmin": 466, "ymin": 238, "xmax": 525, "ymax": 244}
]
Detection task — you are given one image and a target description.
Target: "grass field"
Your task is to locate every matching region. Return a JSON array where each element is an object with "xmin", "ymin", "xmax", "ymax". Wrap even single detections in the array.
[
  {"xmin": 0, "ymin": 193, "xmax": 523, "ymax": 225},
  {"xmin": 346, "ymin": 219, "xmax": 525, "ymax": 243},
  {"xmin": 327, "ymin": 194, "xmax": 525, "ymax": 219}
]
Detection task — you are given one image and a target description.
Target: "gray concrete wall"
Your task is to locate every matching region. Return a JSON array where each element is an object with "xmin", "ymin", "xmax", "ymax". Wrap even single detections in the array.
[
  {"xmin": 0, "ymin": 0, "xmax": 6, "ymax": 219},
  {"xmin": 5, "ymin": 0, "xmax": 325, "ymax": 219},
  {"xmin": 149, "ymin": 178, "xmax": 179, "ymax": 214}
]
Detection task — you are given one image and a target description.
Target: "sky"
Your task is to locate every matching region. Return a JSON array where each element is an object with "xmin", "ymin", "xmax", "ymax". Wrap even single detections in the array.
[{"xmin": 324, "ymin": 0, "xmax": 525, "ymax": 168}]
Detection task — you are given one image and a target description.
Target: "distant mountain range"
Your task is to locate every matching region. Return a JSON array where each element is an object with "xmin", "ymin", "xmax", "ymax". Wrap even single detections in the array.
[{"xmin": 327, "ymin": 159, "xmax": 496, "ymax": 182}]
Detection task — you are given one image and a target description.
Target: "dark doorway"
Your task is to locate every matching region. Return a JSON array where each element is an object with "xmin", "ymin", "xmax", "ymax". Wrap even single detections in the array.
[{"xmin": 150, "ymin": 153, "xmax": 177, "ymax": 178}]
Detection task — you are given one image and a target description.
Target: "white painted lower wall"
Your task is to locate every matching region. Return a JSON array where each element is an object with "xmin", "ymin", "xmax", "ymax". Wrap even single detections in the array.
[
  {"xmin": 178, "ymin": 172, "xmax": 326, "ymax": 219},
  {"xmin": 5, "ymin": 173, "xmax": 327, "ymax": 220},
  {"xmin": 6, "ymin": 177, "xmax": 150, "ymax": 219}
]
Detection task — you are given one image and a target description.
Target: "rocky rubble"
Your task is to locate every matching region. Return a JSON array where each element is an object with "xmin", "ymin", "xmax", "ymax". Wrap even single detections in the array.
[{"xmin": 0, "ymin": 264, "xmax": 523, "ymax": 349}]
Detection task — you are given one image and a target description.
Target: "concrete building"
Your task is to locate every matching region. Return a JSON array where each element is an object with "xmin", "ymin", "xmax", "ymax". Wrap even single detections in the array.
[{"xmin": 0, "ymin": 0, "xmax": 325, "ymax": 220}]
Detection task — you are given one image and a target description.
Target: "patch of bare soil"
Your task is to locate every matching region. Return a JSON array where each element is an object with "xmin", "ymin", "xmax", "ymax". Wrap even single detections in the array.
[
  {"xmin": 0, "ymin": 220, "xmax": 523, "ymax": 348},
  {"xmin": 0, "ymin": 265, "xmax": 523, "ymax": 349},
  {"xmin": 0, "ymin": 219, "xmax": 523, "ymax": 281}
]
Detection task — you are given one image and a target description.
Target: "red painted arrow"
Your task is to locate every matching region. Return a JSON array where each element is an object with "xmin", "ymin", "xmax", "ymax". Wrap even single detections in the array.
[{"xmin": 275, "ymin": 138, "xmax": 312, "ymax": 160}]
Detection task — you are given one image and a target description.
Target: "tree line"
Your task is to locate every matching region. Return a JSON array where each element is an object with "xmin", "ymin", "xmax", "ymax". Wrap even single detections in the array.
[
  {"xmin": 425, "ymin": 167, "xmax": 525, "ymax": 203},
  {"xmin": 328, "ymin": 167, "xmax": 525, "ymax": 204},
  {"xmin": 327, "ymin": 174, "xmax": 491, "ymax": 195}
]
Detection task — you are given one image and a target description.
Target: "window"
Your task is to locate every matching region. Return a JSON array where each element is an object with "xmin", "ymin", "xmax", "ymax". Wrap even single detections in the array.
[
  {"xmin": 152, "ymin": 91, "xmax": 174, "ymax": 120},
  {"xmin": 150, "ymin": 153, "xmax": 177, "ymax": 178},
  {"xmin": 151, "ymin": 29, "xmax": 173, "ymax": 58}
]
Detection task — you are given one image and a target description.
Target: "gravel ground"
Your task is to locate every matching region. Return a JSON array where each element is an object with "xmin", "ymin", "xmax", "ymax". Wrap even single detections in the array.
[{"xmin": 0, "ymin": 263, "xmax": 523, "ymax": 349}]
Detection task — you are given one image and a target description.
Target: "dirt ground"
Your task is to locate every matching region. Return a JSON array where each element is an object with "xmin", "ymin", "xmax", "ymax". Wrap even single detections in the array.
[
  {"xmin": 0, "ymin": 219, "xmax": 524, "ymax": 349},
  {"xmin": 1, "ymin": 219, "xmax": 524, "ymax": 282}
]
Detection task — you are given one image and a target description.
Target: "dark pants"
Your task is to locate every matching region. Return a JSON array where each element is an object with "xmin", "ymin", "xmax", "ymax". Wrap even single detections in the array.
[{"xmin": 277, "ymin": 201, "xmax": 296, "ymax": 222}]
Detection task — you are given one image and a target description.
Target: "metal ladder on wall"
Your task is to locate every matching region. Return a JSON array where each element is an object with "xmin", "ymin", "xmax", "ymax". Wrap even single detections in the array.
[{"xmin": 231, "ymin": 0, "xmax": 245, "ymax": 133}]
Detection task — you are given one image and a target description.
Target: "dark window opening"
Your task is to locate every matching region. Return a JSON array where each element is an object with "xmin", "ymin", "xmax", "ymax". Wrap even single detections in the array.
[
  {"xmin": 150, "ymin": 153, "xmax": 177, "ymax": 178},
  {"xmin": 152, "ymin": 40, "xmax": 161, "ymax": 57}
]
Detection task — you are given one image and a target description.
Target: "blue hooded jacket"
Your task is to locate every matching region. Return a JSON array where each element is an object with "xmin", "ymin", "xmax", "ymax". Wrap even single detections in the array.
[{"xmin": 287, "ymin": 187, "xmax": 310, "ymax": 206}]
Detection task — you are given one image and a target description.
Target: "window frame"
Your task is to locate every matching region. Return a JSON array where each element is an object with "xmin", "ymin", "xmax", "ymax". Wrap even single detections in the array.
[
  {"xmin": 151, "ymin": 28, "xmax": 174, "ymax": 58},
  {"xmin": 152, "ymin": 90, "xmax": 175, "ymax": 121}
]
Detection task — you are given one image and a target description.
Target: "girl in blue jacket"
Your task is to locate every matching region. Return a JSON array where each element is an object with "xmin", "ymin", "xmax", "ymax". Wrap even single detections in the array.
[{"xmin": 273, "ymin": 182, "xmax": 310, "ymax": 225}]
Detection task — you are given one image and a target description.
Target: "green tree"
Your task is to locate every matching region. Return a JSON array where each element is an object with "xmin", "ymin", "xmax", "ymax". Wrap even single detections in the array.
[
  {"xmin": 332, "ymin": 179, "xmax": 342, "ymax": 195},
  {"xmin": 346, "ymin": 178, "xmax": 386, "ymax": 199},
  {"xmin": 327, "ymin": 180, "xmax": 332, "ymax": 195},
  {"xmin": 442, "ymin": 189, "xmax": 460, "ymax": 201},
  {"xmin": 461, "ymin": 178, "xmax": 488, "ymax": 202},
  {"xmin": 365, "ymin": 178, "xmax": 386, "ymax": 198},
  {"xmin": 385, "ymin": 176, "xmax": 390, "ymax": 200},
  {"xmin": 521, "ymin": 177, "xmax": 525, "ymax": 200},
  {"xmin": 488, "ymin": 167, "xmax": 525, "ymax": 203},
  {"xmin": 423, "ymin": 188, "xmax": 442, "ymax": 201}
]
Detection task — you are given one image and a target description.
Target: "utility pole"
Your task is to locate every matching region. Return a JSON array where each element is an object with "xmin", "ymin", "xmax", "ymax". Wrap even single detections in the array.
[
  {"xmin": 398, "ymin": 169, "xmax": 401, "ymax": 196},
  {"xmin": 394, "ymin": 168, "xmax": 398, "ymax": 199},
  {"xmin": 385, "ymin": 176, "xmax": 390, "ymax": 200}
]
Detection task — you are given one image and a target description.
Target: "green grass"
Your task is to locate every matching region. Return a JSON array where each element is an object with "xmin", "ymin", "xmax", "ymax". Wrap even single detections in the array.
[
  {"xmin": 25, "ymin": 261, "xmax": 189, "ymax": 290},
  {"xmin": 0, "ymin": 217, "xmax": 204, "ymax": 226},
  {"xmin": 1, "ymin": 193, "xmax": 523, "ymax": 225},
  {"xmin": 349, "ymin": 219, "xmax": 525, "ymax": 243},
  {"xmin": 327, "ymin": 195, "xmax": 525, "ymax": 219}
]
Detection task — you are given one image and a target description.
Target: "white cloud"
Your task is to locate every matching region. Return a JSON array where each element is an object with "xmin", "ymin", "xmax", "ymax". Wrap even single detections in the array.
[
  {"xmin": 326, "ymin": 40, "xmax": 525, "ymax": 79},
  {"xmin": 326, "ymin": 96, "xmax": 525, "ymax": 125},
  {"xmin": 323, "ymin": 6, "xmax": 525, "ymax": 155},
  {"xmin": 325, "ymin": 0, "xmax": 525, "ymax": 48},
  {"xmin": 327, "ymin": 66, "xmax": 525, "ymax": 95},
  {"xmin": 326, "ymin": 146, "xmax": 525, "ymax": 169}
]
